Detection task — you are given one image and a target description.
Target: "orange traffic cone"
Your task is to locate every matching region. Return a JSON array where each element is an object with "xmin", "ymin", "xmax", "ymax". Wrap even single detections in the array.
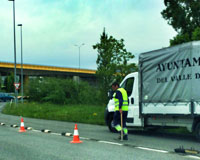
[
  {"xmin": 70, "ymin": 124, "xmax": 82, "ymax": 143},
  {"xmin": 19, "ymin": 117, "xmax": 26, "ymax": 132}
]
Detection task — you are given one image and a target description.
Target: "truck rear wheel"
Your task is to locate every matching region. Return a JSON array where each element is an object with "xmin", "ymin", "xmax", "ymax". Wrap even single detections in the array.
[{"xmin": 195, "ymin": 122, "xmax": 200, "ymax": 141}]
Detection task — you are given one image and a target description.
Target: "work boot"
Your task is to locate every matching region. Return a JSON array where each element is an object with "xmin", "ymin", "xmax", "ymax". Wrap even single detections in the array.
[
  {"xmin": 123, "ymin": 135, "xmax": 128, "ymax": 140},
  {"xmin": 118, "ymin": 135, "xmax": 122, "ymax": 140},
  {"xmin": 117, "ymin": 134, "xmax": 128, "ymax": 140}
]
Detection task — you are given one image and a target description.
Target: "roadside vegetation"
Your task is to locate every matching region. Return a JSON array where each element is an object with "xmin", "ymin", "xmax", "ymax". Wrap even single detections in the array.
[
  {"xmin": 2, "ymin": 77, "xmax": 106, "ymax": 125},
  {"xmin": 2, "ymin": 102, "xmax": 105, "ymax": 125},
  {"xmin": 25, "ymin": 77, "xmax": 103, "ymax": 105}
]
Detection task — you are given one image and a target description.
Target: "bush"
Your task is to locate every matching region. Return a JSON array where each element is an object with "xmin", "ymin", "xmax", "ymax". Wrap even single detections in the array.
[
  {"xmin": 26, "ymin": 77, "xmax": 104, "ymax": 105},
  {"xmin": 78, "ymin": 81, "xmax": 102, "ymax": 105}
]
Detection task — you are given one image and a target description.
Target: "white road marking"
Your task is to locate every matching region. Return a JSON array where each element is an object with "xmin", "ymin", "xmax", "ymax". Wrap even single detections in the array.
[
  {"xmin": 98, "ymin": 141, "xmax": 123, "ymax": 146},
  {"xmin": 136, "ymin": 146, "xmax": 169, "ymax": 153},
  {"xmin": 79, "ymin": 137, "xmax": 90, "ymax": 140},
  {"xmin": 185, "ymin": 155, "xmax": 200, "ymax": 159}
]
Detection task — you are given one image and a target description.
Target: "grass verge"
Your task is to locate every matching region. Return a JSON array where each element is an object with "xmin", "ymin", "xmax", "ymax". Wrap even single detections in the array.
[
  {"xmin": 1, "ymin": 102, "xmax": 192, "ymax": 136},
  {"xmin": 2, "ymin": 102, "xmax": 105, "ymax": 125}
]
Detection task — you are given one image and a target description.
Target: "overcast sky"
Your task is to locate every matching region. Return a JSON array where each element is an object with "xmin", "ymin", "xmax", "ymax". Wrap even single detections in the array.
[{"xmin": 0, "ymin": 0, "xmax": 177, "ymax": 70}]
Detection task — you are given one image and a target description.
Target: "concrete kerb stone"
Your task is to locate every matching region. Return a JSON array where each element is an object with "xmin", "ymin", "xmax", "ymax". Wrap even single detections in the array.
[
  {"xmin": 10, "ymin": 124, "xmax": 18, "ymax": 128},
  {"xmin": 174, "ymin": 146, "xmax": 199, "ymax": 155},
  {"xmin": 25, "ymin": 127, "xmax": 33, "ymax": 130},
  {"xmin": 61, "ymin": 132, "xmax": 72, "ymax": 137},
  {"xmin": 41, "ymin": 129, "xmax": 51, "ymax": 133}
]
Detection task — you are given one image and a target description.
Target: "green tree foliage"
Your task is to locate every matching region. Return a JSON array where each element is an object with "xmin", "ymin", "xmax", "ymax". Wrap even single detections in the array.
[
  {"xmin": 161, "ymin": 0, "xmax": 200, "ymax": 45},
  {"xmin": 192, "ymin": 27, "xmax": 200, "ymax": 40},
  {"xmin": 27, "ymin": 77, "xmax": 102, "ymax": 105},
  {"xmin": 169, "ymin": 33, "xmax": 190, "ymax": 46},
  {"xmin": 4, "ymin": 72, "xmax": 14, "ymax": 92},
  {"xmin": 93, "ymin": 28, "xmax": 137, "ymax": 101}
]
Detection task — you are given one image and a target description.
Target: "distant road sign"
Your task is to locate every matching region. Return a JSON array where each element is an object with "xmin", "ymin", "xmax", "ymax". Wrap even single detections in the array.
[{"xmin": 14, "ymin": 83, "xmax": 21, "ymax": 90}]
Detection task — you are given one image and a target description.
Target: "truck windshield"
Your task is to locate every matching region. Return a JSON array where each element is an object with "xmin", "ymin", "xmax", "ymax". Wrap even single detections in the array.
[{"xmin": 120, "ymin": 77, "xmax": 134, "ymax": 97}]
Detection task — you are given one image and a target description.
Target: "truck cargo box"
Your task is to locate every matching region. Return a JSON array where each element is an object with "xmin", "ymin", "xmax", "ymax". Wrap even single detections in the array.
[{"xmin": 139, "ymin": 41, "xmax": 200, "ymax": 115}]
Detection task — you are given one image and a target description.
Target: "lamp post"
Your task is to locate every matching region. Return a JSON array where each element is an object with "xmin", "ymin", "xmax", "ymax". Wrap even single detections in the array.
[
  {"xmin": 8, "ymin": 0, "xmax": 18, "ymax": 104},
  {"xmin": 74, "ymin": 43, "xmax": 85, "ymax": 69},
  {"xmin": 18, "ymin": 24, "xmax": 23, "ymax": 103}
]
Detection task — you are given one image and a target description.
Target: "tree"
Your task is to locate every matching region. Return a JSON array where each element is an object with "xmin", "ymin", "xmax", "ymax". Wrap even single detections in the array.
[
  {"xmin": 169, "ymin": 33, "xmax": 190, "ymax": 46},
  {"xmin": 0, "ymin": 76, "xmax": 1, "ymax": 91},
  {"xmin": 161, "ymin": 0, "xmax": 200, "ymax": 45},
  {"xmin": 192, "ymin": 27, "xmax": 200, "ymax": 40},
  {"xmin": 93, "ymin": 28, "xmax": 137, "ymax": 101},
  {"xmin": 4, "ymin": 72, "xmax": 15, "ymax": 92}
]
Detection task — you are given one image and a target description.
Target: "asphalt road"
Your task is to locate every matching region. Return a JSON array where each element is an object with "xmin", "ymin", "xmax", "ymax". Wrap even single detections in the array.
[{"xmin": 0, "ymin": 102, "xmax": 200, "ymax": 160}]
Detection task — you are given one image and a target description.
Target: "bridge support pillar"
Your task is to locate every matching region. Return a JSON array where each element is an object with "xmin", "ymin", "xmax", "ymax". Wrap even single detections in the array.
[
  {"xmin": 73, "ymin": 76, "xmax": 80, "ymax": 83},
  {"xmin": 24, "ymin": 75, "xmax": 29, "ymax": 94}
]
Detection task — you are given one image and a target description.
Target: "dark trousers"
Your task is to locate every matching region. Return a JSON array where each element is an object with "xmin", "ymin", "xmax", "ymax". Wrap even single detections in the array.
[{"xmin": 113, "ymin": 111, "xmax": 128, "ymax": 129}]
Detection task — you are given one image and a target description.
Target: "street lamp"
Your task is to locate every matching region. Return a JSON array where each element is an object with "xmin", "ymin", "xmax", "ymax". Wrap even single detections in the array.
[
  {"xmin": 18, "ymin": 24, "xmax": 23, "ymax": 103},
  {"xmin": 74, "ymin": 43, "xmax": 85, "ymax": 69},
  {"xmin": 8, "ymin": 0, "xmax": 18, "ymax": 104}
]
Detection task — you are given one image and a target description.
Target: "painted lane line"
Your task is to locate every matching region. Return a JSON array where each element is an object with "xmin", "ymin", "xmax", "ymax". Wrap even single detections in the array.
[
  {"xmin": 98, "ymin": 141, "xmax": 123, "ymax": 146},
  {"xmin": 79, "ymin": 137, "xmax": 90, "ymax": 140},
  {"xmin": 185, "ymin": 155, "xmax": 200, "ymax": 159},
  {"xmin": 136, "ymin": 146, "xmax": 169, "ymax": 153}
]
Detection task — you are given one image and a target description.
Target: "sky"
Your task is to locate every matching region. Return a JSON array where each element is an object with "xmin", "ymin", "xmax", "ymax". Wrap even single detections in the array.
[{"xmin": 0, "ymin": 0, "xmax": 177, "ymax": 70}]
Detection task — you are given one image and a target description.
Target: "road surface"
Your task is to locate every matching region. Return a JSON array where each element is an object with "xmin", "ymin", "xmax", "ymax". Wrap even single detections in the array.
[{"xmin": 0, "ymin": 102, "xmax": 200, "ymax": 160}]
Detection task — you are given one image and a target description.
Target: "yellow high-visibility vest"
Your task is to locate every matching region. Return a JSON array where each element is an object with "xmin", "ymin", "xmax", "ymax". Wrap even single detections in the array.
[{"xmin": 113, "ymin": 88, "xmax": 128, "ymax": 111}]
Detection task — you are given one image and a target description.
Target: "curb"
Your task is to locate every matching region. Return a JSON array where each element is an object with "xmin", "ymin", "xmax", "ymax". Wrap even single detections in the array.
[
  {"xmin": 25, "ymin": 127, "xmax": 33, "ymax": 130},
  {"xmin": 61, "ymin": 132, "xmax": 72, "ymax": 137},
  {"xmin": 1, "ymin": 123, "xmax": 72, "ymax": 137},
  {"xmin": 10, "ymin": 124, "xmax": 18, "ymax": 128}
]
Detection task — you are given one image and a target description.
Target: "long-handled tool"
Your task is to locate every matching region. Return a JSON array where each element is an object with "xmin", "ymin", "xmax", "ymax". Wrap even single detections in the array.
[{"xmin": 120, "ymin": 111, "xmax": 123, "ymax": 141}]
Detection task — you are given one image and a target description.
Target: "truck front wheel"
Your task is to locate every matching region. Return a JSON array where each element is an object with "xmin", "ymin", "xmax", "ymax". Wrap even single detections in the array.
[
  {"xmin": 108, "ymin": 114, "xmax": 117, "ymax": 133},
  {"xmin": 195, "ymin": 122, "xmax": 200, "ymax": 141}
]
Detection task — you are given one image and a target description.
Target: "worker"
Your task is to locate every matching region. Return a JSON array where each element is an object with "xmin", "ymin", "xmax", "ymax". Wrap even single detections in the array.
[{"xmin": 112, "ymin": 82, "xmax": 128, "ymax": 140}]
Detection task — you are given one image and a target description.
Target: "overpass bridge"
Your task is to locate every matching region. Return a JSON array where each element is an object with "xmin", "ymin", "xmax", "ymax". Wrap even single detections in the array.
[{"xmin": 0, "ymin": 62, "xmax": 96, "ymax": 85}]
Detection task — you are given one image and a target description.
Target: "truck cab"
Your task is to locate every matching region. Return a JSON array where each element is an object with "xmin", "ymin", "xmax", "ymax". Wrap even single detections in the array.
[{"xmin": 105, "ymin": 72, "xmax": 142, "ymax": 132}]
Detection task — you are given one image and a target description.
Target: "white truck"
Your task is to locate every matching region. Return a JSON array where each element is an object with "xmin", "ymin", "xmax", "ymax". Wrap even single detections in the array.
[{"xmin": 105, "ymin": 41, "xmax": 200, "ymax": 140}]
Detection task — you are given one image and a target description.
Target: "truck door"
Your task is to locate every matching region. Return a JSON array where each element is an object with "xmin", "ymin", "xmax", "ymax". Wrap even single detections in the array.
[{"xmin": 120, "ymin": 75, "xmax": 142, "ymax": 127}]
